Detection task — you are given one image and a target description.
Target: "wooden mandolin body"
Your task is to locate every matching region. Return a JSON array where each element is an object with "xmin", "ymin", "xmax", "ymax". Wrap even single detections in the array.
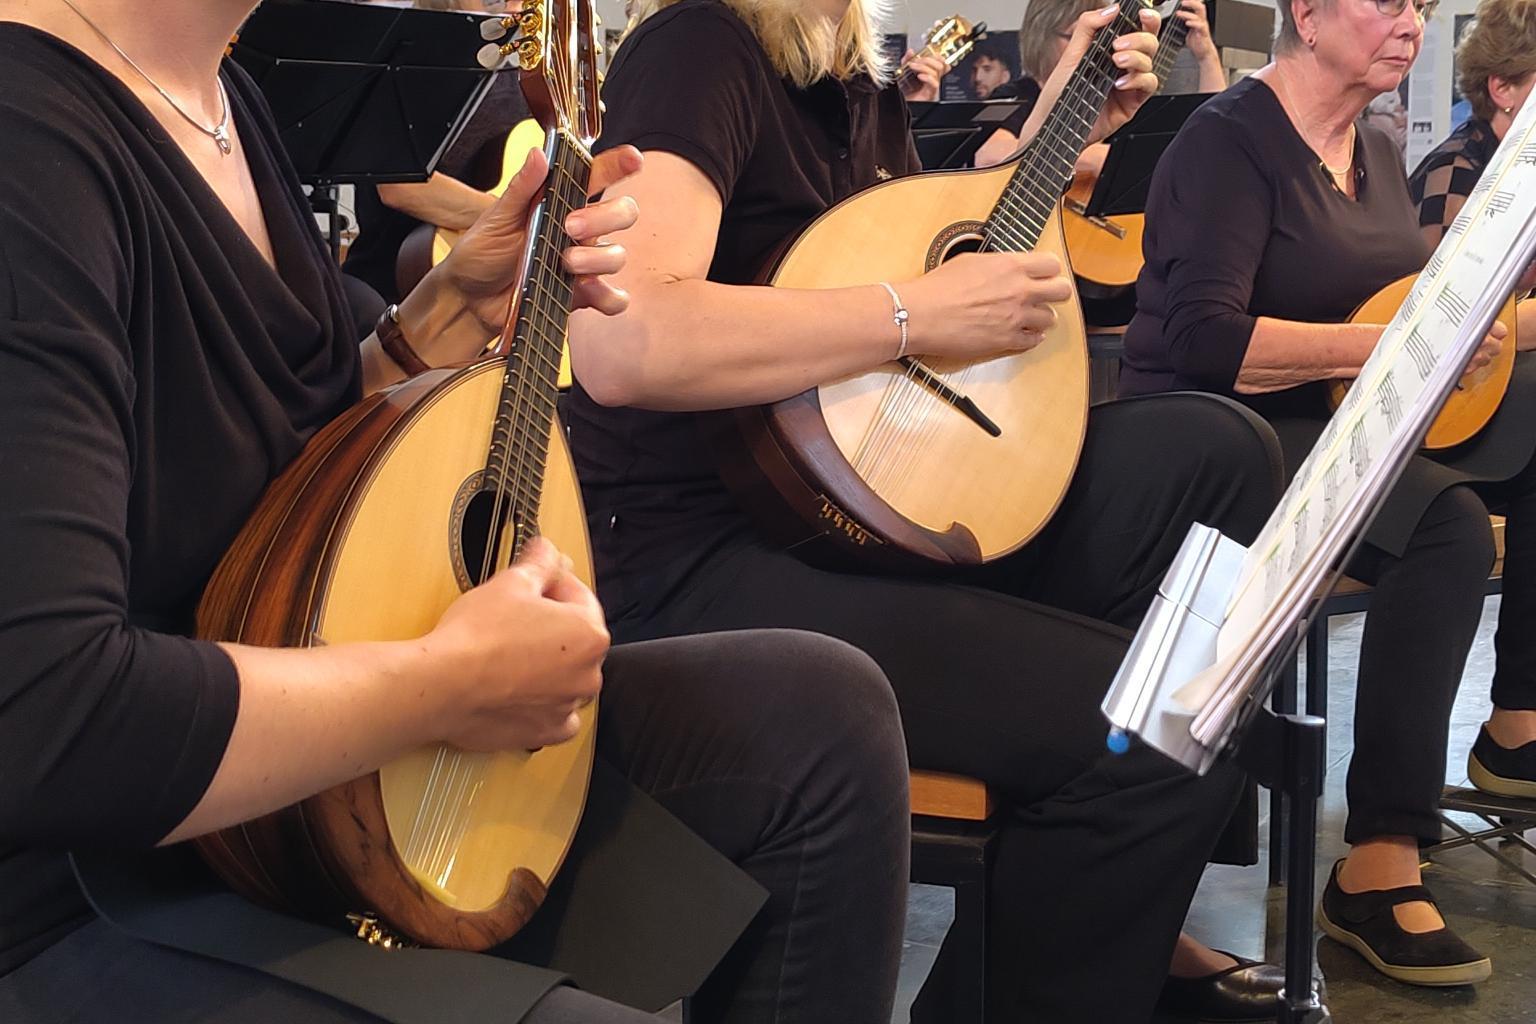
[
  {"xmin": 725, "ymin": 161, "xmax": 1090, "ymax": 568},
  {"xmin": 194, "ymin": 361, "xmax": 595, "ymax": 949}
]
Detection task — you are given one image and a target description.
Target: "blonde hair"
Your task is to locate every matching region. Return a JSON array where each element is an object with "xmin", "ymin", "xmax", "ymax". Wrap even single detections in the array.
[
  {"xmin": 1456, "ymin": 0, "xmax": 1536, "ymax": 122},
  {"xmin": 624, "ymin": 0, "xmax": 892, "ymax": 87},
  {"xmin": 1017, "ymin": 0, "xmax": 1097, "ymax": 80}
]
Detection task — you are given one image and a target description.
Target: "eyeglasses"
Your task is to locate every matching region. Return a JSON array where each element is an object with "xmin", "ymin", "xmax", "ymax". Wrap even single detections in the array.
[{"xmin": 1370, "ymin": 0, "xmax": 1438, "ymax": 20}]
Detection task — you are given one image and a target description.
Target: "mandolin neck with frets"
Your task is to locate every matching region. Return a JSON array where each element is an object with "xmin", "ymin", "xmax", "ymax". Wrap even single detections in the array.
[
  {"xmin": 484, "ymin": 130, "xmax": 590, "ymax": 558},
  {"xmin": 983, "ymin": 0, "xmax": 1147, "ymax": 254},
  {"xmin": 1151, "ymin": 7, "xmax": 1191, "ymax": 84}
]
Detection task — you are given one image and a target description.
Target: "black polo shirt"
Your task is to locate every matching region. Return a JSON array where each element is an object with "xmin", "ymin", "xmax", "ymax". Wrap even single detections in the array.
[{"xmin": 568, "ymin": 0, "xmax": 920, "ymax": 620}]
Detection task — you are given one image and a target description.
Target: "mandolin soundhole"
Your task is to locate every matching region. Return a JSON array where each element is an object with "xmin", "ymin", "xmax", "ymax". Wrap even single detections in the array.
[
  {"xmin": 449, "ymin": 472, "xmax": 524, "ymax": 590},
  {"xmin": 924, "ymin": 219, "xmax": 987, "ymax": 271}
]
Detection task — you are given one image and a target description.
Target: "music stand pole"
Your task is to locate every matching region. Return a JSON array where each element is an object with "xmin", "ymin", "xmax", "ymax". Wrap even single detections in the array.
[
  {"xmin": 1237, "ymin": 706, "xmax": 1332, "ymax": 1024},
  {"xmin": 310, "ymin": 183, "xmax": 345, "ymax": 264}
]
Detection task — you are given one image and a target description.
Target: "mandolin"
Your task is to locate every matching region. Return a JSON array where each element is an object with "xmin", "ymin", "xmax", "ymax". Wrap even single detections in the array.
[
  {"xmin": 1329, "ymin": 273, "xmax": 1519, "ymax": 450},
  {"xmin": 193, "ymin": 0, "xmax": 604, "ymax": 950},
  {"xmin": 395, "ymin": 118, "xmax": 546, "ymax": 296},
  {"xmin": 719, "ymin": 0, "xmax": 1150, "ymax": 569},
  {"xmin": 897, "ymin": 14, "xmax": 987, "ymax": 95},
  {"xmin": 1061, "ymin": 2, "xmax": 1191, "ymax": 291}
]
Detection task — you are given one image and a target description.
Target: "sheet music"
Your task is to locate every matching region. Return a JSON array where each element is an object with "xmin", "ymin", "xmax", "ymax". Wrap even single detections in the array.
[{"xmin": 1169, "ymin": 99, "xmax": 1536, "ymax": 715}]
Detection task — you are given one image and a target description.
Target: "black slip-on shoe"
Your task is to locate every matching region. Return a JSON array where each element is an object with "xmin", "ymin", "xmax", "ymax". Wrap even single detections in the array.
[
  {"xmin": 1316, "ymin": 861, "xmax": 1491, "ymax": 987},
  {"xmin": 1468, "ymin": 724, "xmax": 1536, "ymax": 799},
  {"xmin": 1157, "ymin": 952, "xmax": 1289, "ymax": 1022}
]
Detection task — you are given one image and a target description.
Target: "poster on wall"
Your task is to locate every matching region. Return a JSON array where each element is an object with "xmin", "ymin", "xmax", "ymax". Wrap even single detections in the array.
[
  {"xmin": 939, "ymin": 31, "xmax": 1021, "ymax": 100},
  {"xmin": 1362, "ymin": 80, "xmax": 1410, "ymax": 162},
  {"xmin": 1404, "ymin": 12, "xmax": 1443, "ymax": 171},
  {"xmin": 1450, "ymin": 13, "xmax": 1476, "ymax": 128}
]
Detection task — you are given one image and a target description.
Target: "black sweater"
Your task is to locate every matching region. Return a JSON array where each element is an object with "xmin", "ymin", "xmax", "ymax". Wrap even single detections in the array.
[{"xmin": 0, "ymin": 26, "xmax": 360, "ymax": 973}]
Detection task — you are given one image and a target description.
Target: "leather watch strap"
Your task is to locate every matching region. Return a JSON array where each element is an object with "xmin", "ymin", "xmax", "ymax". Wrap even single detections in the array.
[{"xmin": 376, "ymin": 304, "xmax": 430, "ymax": 376}]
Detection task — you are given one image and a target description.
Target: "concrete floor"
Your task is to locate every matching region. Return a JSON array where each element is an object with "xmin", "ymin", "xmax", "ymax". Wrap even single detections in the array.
[{"xmin": 896, "ymin": 595, "xmax": 1536, "ymax": 1023}]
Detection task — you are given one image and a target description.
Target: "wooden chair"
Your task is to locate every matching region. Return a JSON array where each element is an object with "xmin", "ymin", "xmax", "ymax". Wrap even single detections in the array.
[{"xmin": 909, "ymin": 770, "xmax": 996, "ymax": 1024}]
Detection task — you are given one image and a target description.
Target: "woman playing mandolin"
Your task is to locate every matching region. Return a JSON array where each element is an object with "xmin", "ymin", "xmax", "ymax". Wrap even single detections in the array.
[
  {"xmin": 0, "ymin": 0, "xmax": 914, "ymax": 1021},
  {"xmin": 1120, "ymin": 0, "xmax": 1536, "ymax": 988},
  {"xmin": 566, "ymin": 0, "xmax": 1291, "ymax": 1020}
]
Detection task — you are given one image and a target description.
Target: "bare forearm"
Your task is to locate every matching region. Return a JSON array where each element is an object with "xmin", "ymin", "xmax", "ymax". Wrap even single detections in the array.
[
  {"xmin": 163, "ymin": 639, "xmax": 436, "ymax": 843},
  {"xmin": 360, "ymin": 267, "xmax": 495, "ymax": 394},
  {"xmin": 1233, "ymin": 317, "xmax": 1381, "ymax": 394},
  {"xmin": 378, "ymin": 174, "xmax": 496, "ymax": 232},
  {"xmin": 975, "ymin": 128, "xmax": 1021, "ymax": 169},
  {"xmin": 1195, "ymin": 51, "xmax": 1226, "ymax": 92},
  {"xmin": 574, "ymin": 278, "xmax": 901, "ymax": 410}
]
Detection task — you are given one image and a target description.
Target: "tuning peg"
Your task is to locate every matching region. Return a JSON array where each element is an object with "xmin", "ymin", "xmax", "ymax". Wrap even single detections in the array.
[
  {"xmin": 480, "ymin": 15, "xmax": 515, "ymax": 41},
  {"xmin": 478, "ymin": 41, "xmax": 515, "ymax": 68}
]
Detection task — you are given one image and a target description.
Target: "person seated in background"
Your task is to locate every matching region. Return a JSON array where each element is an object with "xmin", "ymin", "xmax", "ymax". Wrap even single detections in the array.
[
  {"xmin": 1408, "ymin": 0, "xmax": 1534, "ymax": 247},
  {"xmin": 564, "ymin": 0, "xmax": 1293, "ymax": 1019},
  {"xmin": 1119, "ymin": 0, "xmax": 1536, "ymax": 988},
  {"xmin": 0, "ymin": 1, "xmax": 912, "ymax": 1021},
  {"xmin": 343, "ymin": 0, "xmax": 529, "ymax": 306},
  {"xmin": 974, "ymin": 0, "xmax": 1225, "ymax": 168}
]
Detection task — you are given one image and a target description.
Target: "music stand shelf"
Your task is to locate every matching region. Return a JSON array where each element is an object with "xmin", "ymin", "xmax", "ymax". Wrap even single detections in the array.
[
  {"xmin": 1081, "ymin": 92, "xmax": 1212, "ymax": 218},
  {"xmin": 907, "ymin": 100, "xmax": 1030, "ymax": 170},
  {"xmin": 233, "ymin": 0, "xmax": 509, "ymax": 258}
]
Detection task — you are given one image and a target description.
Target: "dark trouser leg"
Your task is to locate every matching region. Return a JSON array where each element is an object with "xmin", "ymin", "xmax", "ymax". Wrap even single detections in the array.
[
  {"xmin": 973, "ymin": 392, "xmax": 1283, "ymax": 628},
  {"xmin": 1342, "ymin": 486, "xmax": 1494, "ymax": 843},
  {"xmin": 597, "ymin": 633, "xmax": 911, "ymax": 1024},
  {"xmin": 612, "ymin": 396, "xmax": 1278, "ymax": 1022},
  {"xmin": 1482, "ymin": 453, "xmax": 1536, "ymax": 711}
]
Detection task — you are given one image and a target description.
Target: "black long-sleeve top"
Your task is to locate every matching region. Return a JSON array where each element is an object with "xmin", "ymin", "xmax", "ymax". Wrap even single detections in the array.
[
  {"xmin": 1118, "ymin": 76, "xmax": 1429, "ymax": 412},
  {"xmin": 0, "ymin": 26, "xmax": 360, "ymax": 973}
]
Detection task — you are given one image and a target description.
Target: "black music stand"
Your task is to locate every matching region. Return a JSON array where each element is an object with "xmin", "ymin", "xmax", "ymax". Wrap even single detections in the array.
[
  {"xmin": 231, "ymin": 0, "xmax": 508, "ymax": 256},
  {"xmin": 1080, "ymin": 92, "xmax": 1212, "ymax": 218},
  {"xmin": 908, "ymin": 100, "xmax": 1030, "ymax": 169}
]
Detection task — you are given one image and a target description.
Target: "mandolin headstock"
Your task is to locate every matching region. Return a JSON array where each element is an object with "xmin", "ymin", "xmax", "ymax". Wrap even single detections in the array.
[{"xmin": 478, "ymin": 0, "xmax": 602, "ymax": 145}]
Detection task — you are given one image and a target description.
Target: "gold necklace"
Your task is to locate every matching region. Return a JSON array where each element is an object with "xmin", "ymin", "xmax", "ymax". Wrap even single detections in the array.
[
  {"xmin": 59, "ymin": 0, "xmax": 233, "ymax": 156},
  {"xmin": 1271, "ymin": 69, "xmax": 1356, "ymax": 179}
]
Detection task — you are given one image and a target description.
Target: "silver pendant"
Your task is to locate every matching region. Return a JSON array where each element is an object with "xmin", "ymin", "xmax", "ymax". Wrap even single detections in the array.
[{"xmin": 212, "ymin": 124, "xmax": 232, "ymax": 156}]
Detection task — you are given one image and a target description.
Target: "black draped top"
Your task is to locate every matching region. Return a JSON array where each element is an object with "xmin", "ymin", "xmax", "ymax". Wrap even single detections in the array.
[
  {"xmin": 564, "ymin": 0, "xmax": 920, "ymax": 620},
  {"xmin": 0, "ymin": 25, "xmax": 360, "ymax": 974},
  {"xmin": 1119, "ymin": 75, "xmax": 1429, "ymax": 412}
]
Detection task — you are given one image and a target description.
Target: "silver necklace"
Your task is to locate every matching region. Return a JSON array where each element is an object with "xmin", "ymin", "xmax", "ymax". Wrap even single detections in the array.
[{"xmin": 59, "ymin": 0, "xmax": 232, "ymax": 155}]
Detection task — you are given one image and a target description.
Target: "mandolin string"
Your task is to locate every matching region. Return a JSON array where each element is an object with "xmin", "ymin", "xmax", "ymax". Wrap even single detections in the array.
[
  {"xmin": 430, "ymin": 109, "xmax": 591, "ymax": 877},
  {"xmin": 861, "ymin": 4, "xmax": 1131, "ymax": 498}
]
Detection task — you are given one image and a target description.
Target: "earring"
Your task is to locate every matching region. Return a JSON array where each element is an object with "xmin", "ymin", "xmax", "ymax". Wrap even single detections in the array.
[{"xmin": 1506, "ymin": 106, "xmax": 1515, "ymax": 114}]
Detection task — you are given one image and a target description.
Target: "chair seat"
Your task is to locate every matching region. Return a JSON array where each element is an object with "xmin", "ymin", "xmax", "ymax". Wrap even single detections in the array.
[{"xmin": 911, "ymin": 770, "xmax": 995, "ymax": 821}]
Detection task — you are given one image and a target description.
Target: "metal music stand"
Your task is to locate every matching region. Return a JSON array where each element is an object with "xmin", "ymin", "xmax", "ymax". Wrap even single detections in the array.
[
  {"xmin": 231, "ymin": 0, "xmax": 507, "ymax": 257},
  {"xmin": 1080, "ymin": 92, "xmax": 1212, "ymax": 218},
  {"xmin": 907, "ymin": 100, "xmax": 1030, "ymax": 169}
]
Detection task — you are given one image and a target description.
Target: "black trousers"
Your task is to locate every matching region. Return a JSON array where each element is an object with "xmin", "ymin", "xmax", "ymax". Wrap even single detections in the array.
[
  {"xmin": 0, "ymin": 632, "xmax": 909, "ymax": 1024},
  {"xmin": 1265, "ymin": 420, "xmax": 1536, "ymax": 845},
  {"xmin": 607, "ymin": 394, "xmax": 1284, "ymax": 1023}
]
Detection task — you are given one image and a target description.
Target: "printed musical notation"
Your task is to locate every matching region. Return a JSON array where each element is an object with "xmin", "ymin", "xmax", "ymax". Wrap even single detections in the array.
[{"xmin": 1203, "ymin": 96, "xmax": 1536, "ymax": 684}]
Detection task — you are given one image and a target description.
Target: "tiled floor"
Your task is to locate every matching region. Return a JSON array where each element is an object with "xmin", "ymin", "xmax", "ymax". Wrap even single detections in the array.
[{"xmin": 896, "ymin": 595, "xmax": 1536, "ymax": 1023}]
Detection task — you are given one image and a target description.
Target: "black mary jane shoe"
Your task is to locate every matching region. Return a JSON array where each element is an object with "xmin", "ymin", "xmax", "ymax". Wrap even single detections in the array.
[
  {"xmin": 1468, "ymin": 724, "xmax": 1536, "ymax": 800},
  {"xmin": 1316, "ymin": 861, "xmax": 1491, "ymax": 987},
  {"xmin": 1157, "ymin": 952, "xmax": 1288, "ymax": 1022}
]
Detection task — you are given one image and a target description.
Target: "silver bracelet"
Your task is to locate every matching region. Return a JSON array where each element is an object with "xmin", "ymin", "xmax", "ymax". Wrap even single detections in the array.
[{"xmin": 878, "ymin": 281, "xmax": 910, "ymax": 360}]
